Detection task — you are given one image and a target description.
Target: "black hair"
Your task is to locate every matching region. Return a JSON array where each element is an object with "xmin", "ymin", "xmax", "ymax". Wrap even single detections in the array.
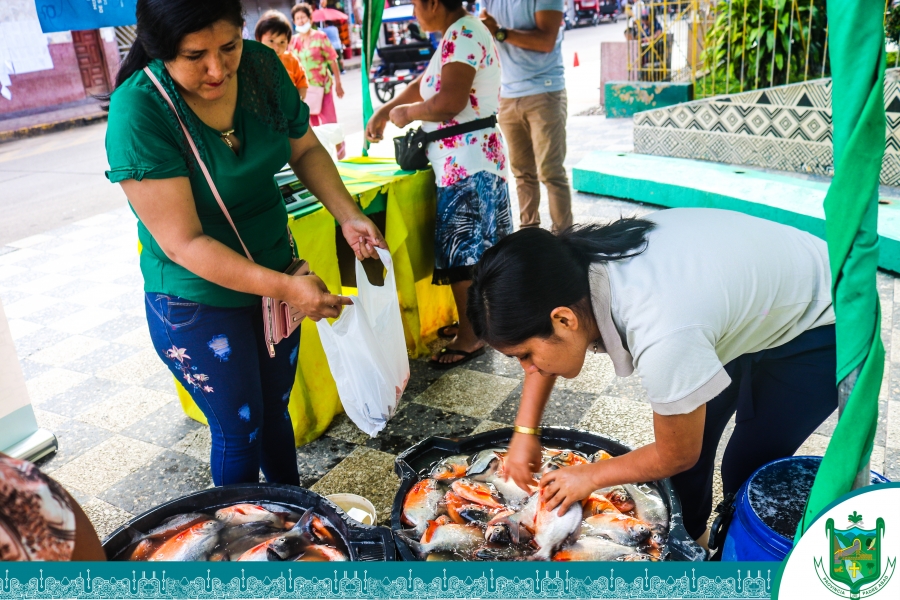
[
  {"xmin": 467, "ymin": 218, "xmax": 656, "ymax": 348},
  {"xmin": 255, "ymin": 10, "xmax": 293, "ymax": 42},
  {"xmin": 292, "ymin": 3, "xmax": 313, "ymax": 20},
  {"xmin": 438, "ymin": 0, "xmax": 466, "ymax": 10},
  {"xmin": 103, "ymin": 0, "xmax": 244, "ymax": 105}
]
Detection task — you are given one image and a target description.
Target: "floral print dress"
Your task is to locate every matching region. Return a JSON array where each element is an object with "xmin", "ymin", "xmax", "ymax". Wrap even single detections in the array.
[
  {"xmin": 289, "ymin": 30, "xmax": 338, "ymax": 94},
  {"xmin": 419, "ymin": 15, "xmax": 508, "ymax": 188}
]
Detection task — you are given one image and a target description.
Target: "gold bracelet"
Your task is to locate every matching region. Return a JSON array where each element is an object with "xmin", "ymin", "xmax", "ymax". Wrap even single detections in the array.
[{"xmin": 513, "ymin": 425, "xmax": 542, "ymax": 436}]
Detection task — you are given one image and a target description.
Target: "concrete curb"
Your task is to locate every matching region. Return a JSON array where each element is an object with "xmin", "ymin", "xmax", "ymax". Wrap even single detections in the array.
[{"xmin": 0, "ymin": 111, "xmax": 108, "ymax": 144}]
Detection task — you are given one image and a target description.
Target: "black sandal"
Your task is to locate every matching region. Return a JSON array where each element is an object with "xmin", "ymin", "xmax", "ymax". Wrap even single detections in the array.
[
  {"xmin": 437, "ymin": 322, "xmax": 459, "ymax": 340},
  {"xmin": 429, "ymin": 346, "xmax": 486, "ymax": 370}
]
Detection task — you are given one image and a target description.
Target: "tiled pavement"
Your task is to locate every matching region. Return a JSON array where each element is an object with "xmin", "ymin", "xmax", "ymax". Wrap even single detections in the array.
[{"xmin": 1, "ymin": 114, "xmax": 898, "ymax": 543}]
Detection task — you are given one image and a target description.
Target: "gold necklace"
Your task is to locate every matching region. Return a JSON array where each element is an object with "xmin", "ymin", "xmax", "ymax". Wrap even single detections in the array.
[{"xmin": 219, "ymin": 129, "xmax": 236, "ymax": 149}]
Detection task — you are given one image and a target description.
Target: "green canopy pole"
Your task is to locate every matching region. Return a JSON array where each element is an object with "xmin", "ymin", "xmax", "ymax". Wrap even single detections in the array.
[
  {"xmin": 796, "ymin": 0, "xmax": 886, "ymax": 537},
  {"xmin": 361, "ymin": 0, "xmax": 385, "ymax": 156}
]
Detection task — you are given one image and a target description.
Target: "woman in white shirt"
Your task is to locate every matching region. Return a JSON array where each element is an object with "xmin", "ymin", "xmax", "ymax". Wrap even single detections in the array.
[
  {"xmin": 467, "ymin": 208, "xmax": 838, "ymax": 545},
  {"xmin": 366, "ymin": 0, "xmax": 511, "ymax": 369}
]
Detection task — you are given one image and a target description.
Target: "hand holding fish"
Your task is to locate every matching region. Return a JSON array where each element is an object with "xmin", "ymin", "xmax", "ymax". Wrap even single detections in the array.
[
  {"xmin": 540, "ymin": 463, "xmax": 602, "ymax": 516},
  {"xmin": 504, "ymin": 432, "xmax": 543, "ymax": 492}
]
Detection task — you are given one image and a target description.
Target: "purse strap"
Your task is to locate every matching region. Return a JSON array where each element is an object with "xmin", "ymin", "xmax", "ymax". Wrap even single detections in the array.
[
  {"xmin": 143, "ymin": 67, "xmax": 255, "ymax": 263},
  {"xmin": 424, "ymin": 115, "xmax": 497, "ymax": 143}
]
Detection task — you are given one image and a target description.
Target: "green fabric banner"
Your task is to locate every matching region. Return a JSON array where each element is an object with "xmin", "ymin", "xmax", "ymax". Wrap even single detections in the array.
[
  {"xmin": 797, "ymin": 0, "xmax": 887, "ymax": 536},
  {"xmin": 361, "ymin": 0, "xmax": 385, "ymax": 156}
]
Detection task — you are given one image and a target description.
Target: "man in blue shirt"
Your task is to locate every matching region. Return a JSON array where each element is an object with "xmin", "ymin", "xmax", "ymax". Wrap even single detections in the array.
[{"xmin": 481, "ymin": 0, "xmax": 572, "ymax": 232}]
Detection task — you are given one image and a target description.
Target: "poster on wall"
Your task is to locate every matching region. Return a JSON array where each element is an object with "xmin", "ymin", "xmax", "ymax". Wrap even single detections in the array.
[{"xmin": 35, "ymin": 0, "xmax": 137, "ymax": 33}]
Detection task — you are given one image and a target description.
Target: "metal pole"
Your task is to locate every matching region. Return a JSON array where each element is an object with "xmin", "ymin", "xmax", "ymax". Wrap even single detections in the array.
[{"xmin": 837, "ymin": 366, "xmax": 870, "ymax": 490}]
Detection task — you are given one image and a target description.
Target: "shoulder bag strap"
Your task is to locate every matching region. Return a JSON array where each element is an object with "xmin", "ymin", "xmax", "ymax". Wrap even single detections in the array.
[
  {"xmin": 142, "ymin": 67, "xmax": 255, "ymax": 263},
  {"xmin": 424, "ymin": 115, "xmax": 498, "ymax": 143}
]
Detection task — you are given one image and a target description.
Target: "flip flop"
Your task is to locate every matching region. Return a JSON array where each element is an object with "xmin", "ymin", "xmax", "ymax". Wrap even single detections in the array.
[
  {"xmin": 437, "ymin": 322, "xmax": 459, "ymax": 340},
  {"xmin": 429, "ymin": 346, "xmax": 486, "ymax": 370}
]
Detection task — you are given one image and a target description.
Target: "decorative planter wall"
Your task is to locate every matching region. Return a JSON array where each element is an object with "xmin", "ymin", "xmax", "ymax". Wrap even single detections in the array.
[{"xmin": 633, "ymin": 69, "xmax": 900, "ymax": 186}]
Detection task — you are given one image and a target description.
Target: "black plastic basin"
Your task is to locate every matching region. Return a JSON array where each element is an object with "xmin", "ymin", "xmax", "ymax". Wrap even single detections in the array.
[
  {"xmin": 390, "ymin": 427, "xmax": 706, "ymax": 562},
  {"xmin": 103, "ymin": 483, "xmax": 396, "ymax": 561}
]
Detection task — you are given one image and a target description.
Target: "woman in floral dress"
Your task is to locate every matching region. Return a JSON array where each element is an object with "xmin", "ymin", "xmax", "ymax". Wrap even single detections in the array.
[
  {"xmin": 290, "ymin": 3, "xmax": 346, "ymax": 158},
  {"xmin": 366, "ymin": 0, "xmax": 511, "ymax": 368}
]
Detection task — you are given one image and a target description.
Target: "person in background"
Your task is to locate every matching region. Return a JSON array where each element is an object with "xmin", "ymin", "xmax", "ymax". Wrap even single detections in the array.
[
  {"xmin": 321, "ymin": 20, "xmax": 346, "ymax": 73},
  {"xmin": 365, "ymin": 0, "xmax": 512, "ymax": 368},
  {"xmin": 0, "ymin": 453, "xmax": 105, "ymax": 561},
  {"xmin": 255, "ymin": 10, "xmax": 309, "ymax": 100},
  {"xmin": 241, "ymin": 19, "xmax": 251, "ymax": 39},
  {"xmin": 481, "ymin": 1, "xmax": 573, "ymax": 233},
  {"xmin": 289, "ymin": 3, "xmax": 346, "ymax": 158}
]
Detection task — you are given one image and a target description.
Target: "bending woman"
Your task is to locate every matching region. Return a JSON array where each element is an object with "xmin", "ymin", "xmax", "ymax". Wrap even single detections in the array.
[
  {"xmin": 467, "ymin": 208, "xmax": 837, "ymax": 542},
  {"xmin": 104, "ymin": 0, "xmax": 386, "ymax": 486}
]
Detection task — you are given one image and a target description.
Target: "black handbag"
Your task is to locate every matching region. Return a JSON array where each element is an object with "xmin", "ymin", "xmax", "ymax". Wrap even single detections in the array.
[{"xmin": 394, "ymin": 115, "xmax": 497, "ymax": 171}]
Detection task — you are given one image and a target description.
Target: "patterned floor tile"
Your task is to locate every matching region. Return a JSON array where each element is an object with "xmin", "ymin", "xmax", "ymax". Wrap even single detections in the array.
[
  {"xmin": 469, "ymin": 420, "xmax": 510, "ymax": 435},
  {"xmin": 884, "ymin": 447, "xmax": 900, "ymax": 480},
  {"xmin": 460, "ymin": 347, "xmax": 523, "ymax": 379},
  {"xmin": 77, "ymin": 386, "xmax": 176, "ymax": 432},
  {"xmin": 401, "ymin": 358, "xmax": 446, "ymax": 399},
  {"xmin": 33, "ymin": 418, "xmax": 115, "ymax": 474},
  {"xmin": 95, "ymin": 348, "xmax": 167, "ymax": 385},
  {"xmin": 413, "ymin": 368, "xmax": 519, "ymax": 419},
  {"xmin": 43, "ymin": 278, "xmax": 109, "ymax": 301},
  {"xmin": 46, "ymin": 306, "xmax": 119, "ymax": 335},
  {"xmin": 120, "ymin": 401, "xmax": 203, "ymax": 448},
  {"xmin": 81, "ymin": 314, "xmax": 147, "ymax": 342},
  {"xmin": 38, "ymin": 376, "xmax": 122, "ymax": 418},
  {"xmin": 50, "ymin": 434, "xmax": 164, "ymax": 497},
  {"xmin": 62, "ymin": 342, "xmax": 142, "ymax": 376},
  {"xmin": 887, "ymin": 400, "xmax": 900, "ymax": 450},
  {"xmin": 555, "ymin": 352, "xmax": 617, "ymax": 395},
  {"xmin": 489, "ymin": 384, "xmax": 597, "ymax": 427},
  {"xmin": 323, "ymin": 412, "xmax": 370, "ymax": 445},
  {"xmin": 28, "ymin": 334, "xmax": 109, "ymax": 367},
  {"xmin": 578, "ymin": 395, "xmax": 656, "ymax": 449},
  {"xmin": 364, "ymin": 402, "xmax": 481, "ymax": 455},
  {"xmin": 99, "ymin": 450, "xmax": 212, "ymax": 516},
  {"xmin": 18, "ymin": 357, "xmax": 51, "ymax": 380},
  {"xmin": 602, "ymin": 373, "xmax": 651, "ymax": 404},
  {"xmin": 3, "ymin": 294, "xmax": 62, "ymax": 320},
  {"xmin": 25, "ymin": 367, "xmax": 91, "ymax": 405},
  {"xmin": 13, "ymin": 273, "xmax": 78, "ymax": 296},
  {"xmin": 80, "ymin": 499, "xmax": 135, "ymax": 540},
  {"xmin": 309, "ymin": 447, "xmax": 400, "ymax": 525},
  {"xmin": 6, "ymin": 318, "xmax": 42, "ymax": 341},
  {"xmin": 295, "ymin": 435, "xmax": 360, "ymax": 488},
  {"xmin": 112, "ymin": 324, "xmax": 153, "ymax": 348},
  {"xmin": 172, "ymin": 427, "xmax": 211, "ymax": 463}
]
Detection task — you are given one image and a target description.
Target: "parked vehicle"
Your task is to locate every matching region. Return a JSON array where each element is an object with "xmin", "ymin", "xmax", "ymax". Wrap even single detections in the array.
[{"xmin": 369, "ymin": 4, "xmax": 436, "ymax": 103}]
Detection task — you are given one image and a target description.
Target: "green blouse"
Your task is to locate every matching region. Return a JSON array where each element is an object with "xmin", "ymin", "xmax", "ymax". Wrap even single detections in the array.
[{"xmin": 105, "ymin": 40, "xmax": 310, "ymax": 307}]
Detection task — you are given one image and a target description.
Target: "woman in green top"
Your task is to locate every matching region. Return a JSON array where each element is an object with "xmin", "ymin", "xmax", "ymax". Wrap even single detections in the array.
[{"xmin": 104, "ymin": 0, "xmax": 386, "ymax": 486}]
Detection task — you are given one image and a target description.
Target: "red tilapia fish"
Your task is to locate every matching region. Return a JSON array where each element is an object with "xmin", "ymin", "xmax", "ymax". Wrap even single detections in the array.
[
  {"xmin": 399, "ymin": 444, "xmax": 668, "ymax": 561},
  {"xmin": 117, "ymin": 502, "xmax": 347, "ymax": 562}
]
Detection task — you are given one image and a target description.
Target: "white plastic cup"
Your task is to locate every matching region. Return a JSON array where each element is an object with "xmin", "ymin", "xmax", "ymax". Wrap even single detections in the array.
[{"xmin": 326, "ymin": 493, "xmax": 377, "ymax": 525}]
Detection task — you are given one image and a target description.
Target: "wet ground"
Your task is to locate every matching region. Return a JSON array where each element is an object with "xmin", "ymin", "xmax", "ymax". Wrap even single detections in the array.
[{"xmin": 2, "ymin": 115, "xmax": 897, "ymax": 542}]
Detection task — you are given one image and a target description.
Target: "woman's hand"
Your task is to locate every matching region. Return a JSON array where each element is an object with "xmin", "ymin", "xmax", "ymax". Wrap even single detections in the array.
[
  {"xmin": 365, "ymin": 107, "xmax": 389, "ymax": 143},
  {"xmin": 285, "ymin": 272, "xmax": 352, "ymax": 321},
  {"xmin": 341, "ymin": 216, "xmax": 387, "ymax": 260},
  {"xmin": 503, "ymin": 432, "xmax": 543, "ymax": 492},
  {"xmin": 334, "ymin": 80, "xmax": 345, "ymax": 99},
  {"xmin": 389, "ymin": 105, "xmax": 413, "ymax": 129},
  {"xmin": 540, "ymin": 463, "xmax": 602, "ymax": 516}
]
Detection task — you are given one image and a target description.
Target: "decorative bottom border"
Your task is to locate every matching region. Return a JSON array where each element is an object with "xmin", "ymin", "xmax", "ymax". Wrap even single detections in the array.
[{"xmin": 0, "ymin": 562, "xmax": 779, "ymax": 599}]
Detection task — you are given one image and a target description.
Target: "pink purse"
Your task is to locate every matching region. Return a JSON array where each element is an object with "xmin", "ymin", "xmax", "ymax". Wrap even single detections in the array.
[
  {"xmin": 144, "ymin": 67, "xmax": 309, "ymax": 358},
  {"xmin": 304, "ymin": 85, "xmax": 324, "ymax": 116}
]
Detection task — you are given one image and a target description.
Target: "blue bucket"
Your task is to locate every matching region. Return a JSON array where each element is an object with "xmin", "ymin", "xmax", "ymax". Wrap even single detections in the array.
[{"xmin": 721, "ymin": 456, "xmax": 889, "ymax": 561}]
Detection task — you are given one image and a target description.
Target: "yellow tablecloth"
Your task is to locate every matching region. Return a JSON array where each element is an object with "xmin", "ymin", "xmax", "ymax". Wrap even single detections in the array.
[{"xmin": 176, "ymin": 158, "xmax": 456, "ymax": 445}]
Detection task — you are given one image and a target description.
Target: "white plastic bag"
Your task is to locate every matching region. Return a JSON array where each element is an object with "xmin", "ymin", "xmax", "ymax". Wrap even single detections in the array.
[
  {"xmin": 317, "ymin": 247, "xmax": 409, "ymax": 436},
  {"xmin": 311, "ymin": 123, "xmax": 344, "ymax": 163}
]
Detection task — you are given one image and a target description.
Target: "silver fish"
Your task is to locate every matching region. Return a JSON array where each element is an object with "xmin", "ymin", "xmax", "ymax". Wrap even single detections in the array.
[
  {"xmin": 401, "ymin": 478, "xmax": 446, "ymax": 535},
  {"xmin": 473, "ymin": 544, "xmax": 530, "ymax": 561},
  {"xmin": 401, "ymin": 521, "xmax": 485, "ymax": 559},
  {"xmin": 582, "ymin": 513, "xmax": 651, "ymax": 545},
  {"xmin": 145, "ymin": 512, "xmax": 209, "ymax": 540},
  {"xmin": 147, "ymin": 520, "xmax": 223, "ymax": 561},
  {"xmin": 623, "ymin": 484, "xmax": 668, "ymax": 530},
  {"xmin": 430, "ymin": 455, "xmax": 469, "ymax": 480},
  {"xmin": 531, "ymin": 499, "xmax": 582, "ymax": 560},
  {"xmin": 466, "ymin": 449, "xmax": 503, "ymax": 482},
  {"xmin": 552, "ymin": 536, "xmax": 649, "ymax": 561},
  {"xmin": 219, "ymin": 522, "xmax": 285, "ymax": 560},
  {"xmin": 598, "ymin": 485, "xmax": 636, "ymax": 513},
  {"xmin": 490, "ymin": 475, "xmax": 533, "ymax": 509}
]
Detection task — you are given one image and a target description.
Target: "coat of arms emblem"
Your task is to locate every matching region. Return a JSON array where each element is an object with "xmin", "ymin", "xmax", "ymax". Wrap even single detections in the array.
[{"xmin": 815, "ymin": 511, "xmax": 895, "ymax": 598}]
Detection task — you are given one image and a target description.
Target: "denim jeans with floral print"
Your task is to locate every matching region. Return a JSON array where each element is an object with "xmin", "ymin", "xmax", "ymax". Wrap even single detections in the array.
[{"xmin": 145, "ymin": 293, "xmax": 300, "ymax": 487}]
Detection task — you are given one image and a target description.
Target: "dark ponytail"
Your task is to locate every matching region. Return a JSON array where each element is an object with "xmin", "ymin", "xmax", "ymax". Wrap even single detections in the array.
[
  {"xmin": 102, "ymin": 0, "xmax": 244, "ymax": 107},
  {"xmin": 467, "ymin": 217, "xmax": 655, "ymax": 348}
]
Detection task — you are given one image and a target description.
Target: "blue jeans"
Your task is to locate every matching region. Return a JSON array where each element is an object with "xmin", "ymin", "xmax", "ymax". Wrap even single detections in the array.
[{"xmin": 145, "ymin": 293, "xmax": 300, "ymax": 486}]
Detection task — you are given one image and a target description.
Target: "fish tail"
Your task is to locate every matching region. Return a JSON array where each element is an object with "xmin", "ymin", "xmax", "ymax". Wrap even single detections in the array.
[{"xmin": 396, "ymin": 528, "xmax": 428, "ymax": 559}]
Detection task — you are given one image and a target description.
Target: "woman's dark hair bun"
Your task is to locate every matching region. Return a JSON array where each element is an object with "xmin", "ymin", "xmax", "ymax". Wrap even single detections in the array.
[{"xmin": 467, "ymin": 217, "xmax": 655, "ymax": 348}]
